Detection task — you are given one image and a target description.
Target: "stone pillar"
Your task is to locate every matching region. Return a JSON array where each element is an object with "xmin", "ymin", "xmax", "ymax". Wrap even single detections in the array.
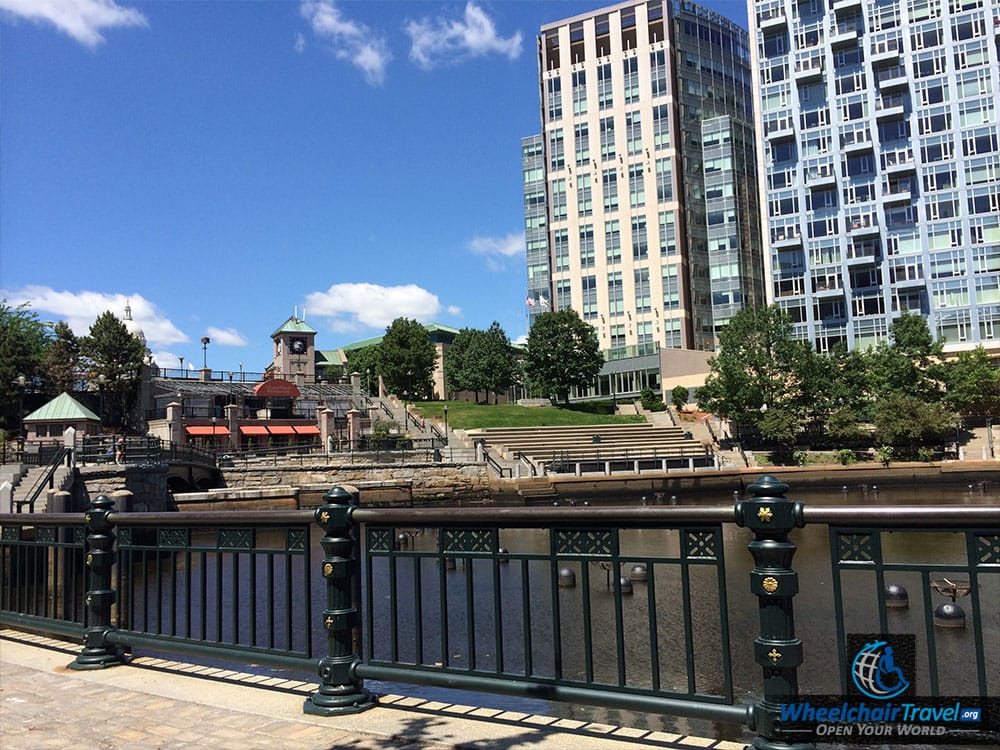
[
  {"xmin": 319, "ymin": 407, "xmax": 336, "ymax": 453},
  {"xmin": 166, "ymin": 401, "xmax": 183, "ymax": 445},
  {"xmin": 347, "ymin": 409, "xmax": 361, "ymax": 450},
  {"xmin": 63, "ymin": 426, "xmax": 77, "ymax": 467},
  {"xmin": 350, "ymin": 371, "xmax": 361, "ymax": 396},
  {"xmin": 199, "ymin": 367, "xmax": 211, "ymax": 382},
  {"xmin": 225, "ymin": 403, "xmax": 240, "ymax": 451},
  {"xmin": 0, "ymin": 481, "xmax": 12, "ymax": 514}
]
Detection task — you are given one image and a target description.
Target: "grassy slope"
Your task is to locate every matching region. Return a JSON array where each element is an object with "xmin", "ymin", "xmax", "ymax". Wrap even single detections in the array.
[{"xmin": 411, "ymin": 401, "xmax": 646, "ymax": 430}]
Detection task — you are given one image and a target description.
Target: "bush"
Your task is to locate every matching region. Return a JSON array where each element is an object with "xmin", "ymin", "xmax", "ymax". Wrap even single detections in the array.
[
  {"xmin": 876, "ymin": 445, "xmax": 894, "ymax": 467},
  {"xmin": 670, "ymin": 385, "xmax": 689, "ymax": 411},
  {"xmin": 836, "ymin": 448, "xmax": 857, "ymax": 465},
  {"xmin": 793, "ymin": 449, "xmax": 809, "ymax": 466},
  {"xmin": 640, "ymin": 387, "xmax": 667, "ymax": 412},
  {"xmin": 917, "ymin": 446, "xmax": 933, "ymax": 462}
]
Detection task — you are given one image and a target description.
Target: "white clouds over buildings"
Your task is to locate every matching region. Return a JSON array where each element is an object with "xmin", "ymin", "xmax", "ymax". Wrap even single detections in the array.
[
  {"xmin": 205, "ymin": 326, "xmax": 249, "ymax": 347},
  {"xmin": 304, "ymin": 282, "xmax": 454, "ymax": 332},
  {"xmin": 469, "ymin": 232, "xmax": 525, "ymax": 272},
  {"xmin": 0, "ymin": 0, "xmax": 147, "ymax": 48}
]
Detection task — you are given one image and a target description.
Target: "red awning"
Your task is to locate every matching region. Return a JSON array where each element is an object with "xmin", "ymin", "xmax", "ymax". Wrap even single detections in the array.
[
  {"xmin": 253, "ymin": 379, "xmax": 301, "ymax": 398},
  {"xmin": 239, "ymin": 425, "xmax": 270, "ymax": 436},
  {"xmin": 185, "ymin": 426, "xmax": 231, "ymax": 436},
  {"xmin": 267, "ymin": 425, "xmax": 296, "ymax": 435},
  {"xmin": 293, "ymin": 425, "xmax": 321, "ymax": 435}
]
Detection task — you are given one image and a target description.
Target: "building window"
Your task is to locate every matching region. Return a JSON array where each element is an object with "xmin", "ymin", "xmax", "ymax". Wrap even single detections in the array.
[
  {"xmin": 659, "ymin": 210, "xmax": 677, "ymax": 256},
  {"xmin": 652, "ymin": 104, "xmax": 671, "ymax": 150},
  {"xmin": 635, "ymin": 268, "xmax": 651, "ymax": 314},
  {"xmin": 605, "ymin": 219, "xmax": 621, "ymax": 264},
  {"xmin": 608, "ymin": 272, "xmax": 624, "ymax": 316},
  {"xmin": 551, "ymin": 178, "xmax": 567, "ymax": 221},
  {"xmin": 602, "ymin": 168, "xmax": 619, "ymax": 212},
  {"xmin": 577, "ymin": 174, "xmax": 593, "ymax": 217},
  {"xmin": 554, "ymin": 228, "xmax": 569, "ymax": 271},
  {"xmin": 556, "ymin": 279, "xmax": 572, "ymax": 310},
  {"xmin": 655, "ymin": 158, "xmax": 673, "ymax": 202},
  {"xmin": 629, "ymin": 164, "xmax": 645, "ymax": 208},
  {"xmin": 631, "ymin": 216, "xmax": 648, "ymax": 259},
  {"xmin": 572, "ymin": 70, "xmax": 587, "ymax": 116},
  {"xmin": 582, "ymin": 275, "xmax": 598, "ymax": 320},
  {"xmin": 626, "ymin": 112, "xmax": 642, "ymax": 156},
  {"xmin": 546, "ymin": 77, "xmax": 562, "ymax": 120},
  {"xmin": 549, "ymin": 129, "xmax": 565, "ymax": 170},
  {"xmin": 579, "ymin": 224, "xmax": 595, "ymax": 268},
  {"xmin": 574, "ymin": 123, "xmax": 590, "ymax": 167},
  {"xmin": 598, "ymin": 63, "xmax": 613, "ymax": 109},
  {"xmin": 662, "ymin": 265, "xmax": 680, "ymax": 310},
  {"xmin": 650, "ymin": 50, "xmax": 668, "ymax": 97},
  {"xmin": 600, "ymin": 116, "xmax": 616, "ymax": 161},
  {"xmin": 623, "ymin": 57, "xmax": 639, "ymax": 103}
]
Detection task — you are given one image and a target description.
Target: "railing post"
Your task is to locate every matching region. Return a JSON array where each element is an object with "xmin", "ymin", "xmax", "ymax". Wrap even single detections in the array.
[
  {"xmin": 304, "ymin": 485, "xmax": 375, "ymax": 715},
  {"xmin": 69, "ymin": 494, "xmax": 123, "ymax": 670},
  {"xmin": 735, "ymin": 475, "xmax": 813, "ymax": 750}
]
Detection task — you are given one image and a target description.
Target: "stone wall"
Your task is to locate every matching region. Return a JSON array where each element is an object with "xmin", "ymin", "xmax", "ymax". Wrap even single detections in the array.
[{"xmin": 219, "ymin": 462, "xmax": 491, "ymax": 504}]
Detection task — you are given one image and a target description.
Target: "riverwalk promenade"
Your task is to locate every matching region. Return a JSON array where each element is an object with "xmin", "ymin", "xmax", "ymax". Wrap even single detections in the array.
[{"xmin": 1, "ymin": 630, "xmax": 743, "ymax": 750}]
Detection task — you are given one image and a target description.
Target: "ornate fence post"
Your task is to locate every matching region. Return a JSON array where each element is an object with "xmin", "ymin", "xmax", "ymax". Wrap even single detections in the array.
[
  {"xmin": 304, "ymin": 486, "xmax": 375, "ymax": 715},
  {"xmin": 70, "ymin": 494, "xmax": 122, "ymax": 670},
  {"xmin": 735, "ymin": 475, "xmax": 813, "ymax": 750}
]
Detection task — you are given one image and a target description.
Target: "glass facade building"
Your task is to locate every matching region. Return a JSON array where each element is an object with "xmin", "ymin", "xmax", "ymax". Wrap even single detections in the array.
[
  {"xmin": 750, "ymin": 0, "xmax": 1000, "ymax": 353},
  {"xmin": 524, "ymin": 0, "xmax": 761, "ymax": 356}
]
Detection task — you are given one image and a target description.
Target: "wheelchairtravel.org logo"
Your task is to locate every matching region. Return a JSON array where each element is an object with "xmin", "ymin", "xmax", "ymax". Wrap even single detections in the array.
[{"xmin": 778, "ymin": 634, "xmax": 999, "ymax": 744}]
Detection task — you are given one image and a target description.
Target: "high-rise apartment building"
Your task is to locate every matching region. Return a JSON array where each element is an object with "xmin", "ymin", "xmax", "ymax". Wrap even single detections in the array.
[
  {"xmin": 749, "ymin": 0, "xmax": 1000, "ymax": 353},
  {"xmin": 524, "ymin": 0, "xmax": 760, "ymax": 364}
]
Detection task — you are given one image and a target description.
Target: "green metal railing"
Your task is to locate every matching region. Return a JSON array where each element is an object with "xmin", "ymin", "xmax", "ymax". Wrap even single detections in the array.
[{"xmin": 1, "ymin": 478, "xmax": 998, "ymax": 748}]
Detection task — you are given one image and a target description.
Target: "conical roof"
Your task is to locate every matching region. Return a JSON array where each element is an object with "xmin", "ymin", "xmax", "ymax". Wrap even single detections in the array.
[{"xmin": 23, "ymin": 392, "xmax": 100, "ymax": 423}]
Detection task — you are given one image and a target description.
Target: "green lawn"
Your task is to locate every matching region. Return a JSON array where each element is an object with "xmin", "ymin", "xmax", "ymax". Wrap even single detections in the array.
[{"xmin": 411, "ymin": 400, "xmax": 646, "ymax": 430}]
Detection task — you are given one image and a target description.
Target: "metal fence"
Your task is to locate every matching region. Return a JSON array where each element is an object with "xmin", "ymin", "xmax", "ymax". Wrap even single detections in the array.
[{"xmin": 1, "ymin": 477, "xmax": 998, "ymax": 746}]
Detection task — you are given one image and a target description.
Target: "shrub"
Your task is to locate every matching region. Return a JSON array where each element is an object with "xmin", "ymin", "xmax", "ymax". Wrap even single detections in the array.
[
  {"xmin": 917, "ymin": 446, "xmax": 933, "ymax": 462},
  {"xmin": 670, "ymin": 384, "xmax": 689, "ymax": 411},
  {"xmin": 876, "ymin": 445, "xmax": 894, "ymax": 467},
  {"xmin": 836, "ymin": 448, "xmax": 857, "ymax": 466},
  {"xmin": 793, "ymin": 449, "xmax": 809, "ymax": 466},
  {"xmin": 640, "ymin": 387, "xmax": 667, "ymax": 412}
]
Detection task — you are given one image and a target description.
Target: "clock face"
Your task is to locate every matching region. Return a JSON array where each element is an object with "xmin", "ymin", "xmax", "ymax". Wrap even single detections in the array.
[{"xmin": 290, "ymin": 337, "xmax": 307, "ymax": 355}]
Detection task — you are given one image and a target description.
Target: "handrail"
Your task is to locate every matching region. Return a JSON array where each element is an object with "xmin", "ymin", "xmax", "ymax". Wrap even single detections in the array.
[
  {"xmin": 15, "ymin": 447, "xmax": 71, "ymax": 513},
  {"xmin": 515, "ymin": 451, "xmax": 538, "ymax": 477},
  {"xmin": 481, "ymin": 446, "xmax": 512, "ymax": 477}
]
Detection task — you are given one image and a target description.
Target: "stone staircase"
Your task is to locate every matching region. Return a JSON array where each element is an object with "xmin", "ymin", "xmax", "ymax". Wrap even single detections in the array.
[{"xmin": 3, "ymin": 464, "xmax": 75, "ymax": 513}]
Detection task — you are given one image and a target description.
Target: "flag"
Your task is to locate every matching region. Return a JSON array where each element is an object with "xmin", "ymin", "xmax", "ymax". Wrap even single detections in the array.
[
  {"xmin": 526, "ymin": 297, "xmax": 536, "ymax": 307},
  {"xmin": 539, "ymin": 296, "xmax": 550, "ymax": 308}
]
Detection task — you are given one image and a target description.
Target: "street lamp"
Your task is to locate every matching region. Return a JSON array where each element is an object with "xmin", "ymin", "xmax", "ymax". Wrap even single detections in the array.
[
  {"xmin": 201, "ymin": 337, "xmax": 211, "ymax": 369},
  {"xmin": 366, "ymin": 368, "xmax": 371, "ymax": 395},
  {"xmin": 97, "ymin": 374, "xmax": 107, "ymax": 427},
  {"xmin": 443, "ymin": 404, "xmax": 449, "ymax": 445},
  {"xmin": 14, "ymin": 374, "xmax": 26, "ymax": 440},
  {"xmin": 211, "ymin": 416, "xmax": 218, "ymax": 453}
]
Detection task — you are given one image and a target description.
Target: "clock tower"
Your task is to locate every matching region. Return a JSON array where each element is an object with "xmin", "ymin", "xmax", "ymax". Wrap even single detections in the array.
[{"xmin": 270, "ymin": 314, "xmax": 317, "ymax": 382}]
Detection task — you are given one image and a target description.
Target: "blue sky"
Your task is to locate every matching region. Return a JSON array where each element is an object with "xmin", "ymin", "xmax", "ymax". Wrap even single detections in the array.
[{"xmin": 1, "ymin": 0, "xmax": 748, "ymax": 374}]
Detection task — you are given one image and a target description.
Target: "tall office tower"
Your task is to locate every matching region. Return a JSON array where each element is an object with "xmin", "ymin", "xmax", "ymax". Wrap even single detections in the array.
[
  {"xmin": 750, "ymin": 0, "xmax": 1000, "ymax": 354},
  {"xmin": 525, "ymin": 0, "xmax": 758, "ymax": 358}
]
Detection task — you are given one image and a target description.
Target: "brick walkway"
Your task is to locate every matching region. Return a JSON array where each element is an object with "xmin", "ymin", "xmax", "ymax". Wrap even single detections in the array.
[{"xmin": 1, "ymin": 630, "xmax": 745, "ymax": 750}]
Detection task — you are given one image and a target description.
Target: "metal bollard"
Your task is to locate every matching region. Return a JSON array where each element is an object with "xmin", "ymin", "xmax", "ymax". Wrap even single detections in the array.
[
  {"xmin": 304, "ymin": 486, "xmax": 376, "ymax": 715},
  {"xmin": 735, "ymin": 475, "xmax": 813, "ymax": 750},
  {"xmin": 70, "ymin": 495, "xmax": 123, "ymax": 670}
]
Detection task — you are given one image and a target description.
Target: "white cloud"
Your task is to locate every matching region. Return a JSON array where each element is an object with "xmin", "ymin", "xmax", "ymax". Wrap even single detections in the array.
[
  {"xmin": 1, "ymin": 285, "xmax": 188, "ymax": 347},
  {"xmin": 405, "ymin": 2, "xmax": 521, "ymax": 70},
  {"xmin": 446, "ymin": 305, "xmax": 462, "ymax": 317},
  {"xmin": 469, "ymin": 232, "xmax": 524, "ymax": 258},
  {"xmin": 0, "ymin": 0, "xmax": 147, "ymax": 48},
  {"xmin": 304, "ymin": 282, "xmax": 444, "ymax": 332},
  {"xmin": 205, "ymin": 326, "xmax": 249, "ymax": 347},
  {"xmin": 300, "ymin": 0, "xmax": 391, "ymax": 86},
  {"xmin": 293, "ymin": 31, "xmax": 305, "ymax": 53}
]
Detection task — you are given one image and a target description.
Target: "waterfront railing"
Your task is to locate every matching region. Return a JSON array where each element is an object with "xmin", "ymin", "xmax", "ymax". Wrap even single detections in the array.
[{"xmin": 1, "ymin": 477, "xmax": 997, "ymax": 746}]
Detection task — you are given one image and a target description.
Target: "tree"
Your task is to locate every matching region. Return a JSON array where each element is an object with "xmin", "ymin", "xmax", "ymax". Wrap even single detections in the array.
[
  {"xmin": 375, "ymin": 318, "xmax": 437, "ymax": 400},
  {"xmin": 345, "ymin": 345, "xmax": 380, "ymax": 394},
  {"xmin": 445, "ymin": 327, "xmax": 488, "ymax": 401},
  {"xmin": 45, "ymin": 321, "xmax": 81, "ymax": 396},
  {"xmin": 873, "ymin": 394, "xmax": 956, "ymax": 451},
  {"xmin": 757, "ymin": 406, "xmax": 802, "ymax": 455},
  {"xmin": 0, "ymin": 301, "xmax": 49, "ymax": 434},
  {"xmin": 81, "ymin": 311, "xmax": 145, "ymax": 430},
  {"xmin": 864, "ymin": 313, "xmax": 944, "ymax": 404},
  {"xmin": 481, "ymin": 321, "xmax": 517, "ymax": 403},
  {"xmin": 697, "ymin": 306, "xmax": 805, "ymax": 426},
  {"xmin": 670, "ymin": 385, "xmax": 688, "ymax": 411},
  {"xmin": 523, "ymin": 309, "xmax": 603, "ymax": 404},
  {"xmin": 940, "ymin": 346, "xmax": 1000, "ymax": 417}
]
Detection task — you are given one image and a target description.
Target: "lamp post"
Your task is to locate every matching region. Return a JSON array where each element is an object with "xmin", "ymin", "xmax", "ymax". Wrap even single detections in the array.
[
  {"xmin": 239, "ymin": 362, "xmax": 244, "ymax": 382},
  {"xmin": 179, "ymin": 356, "xmax": 184, "ymax": 377},
  {"xmin": 443, "ymin": 404, "xmax": 449, "ymax": 445},
  {"xmin": 14, "ymin": 374, "xmax": 26, "ymax": 441},
  {"xmin": 201, "ymin": 337, "xmax": 210, "ymax": 370},
  {"xmin": 366, "ymin": 368, "xmax": 371, "ymax": 395},
  {"xmin": 211, "ymin": 416, "xmax": 217, "ymax": 454}
]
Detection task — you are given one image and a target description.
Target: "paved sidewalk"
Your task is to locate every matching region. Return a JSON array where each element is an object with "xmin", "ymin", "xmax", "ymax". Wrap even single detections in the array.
[{"xmin": 1, "ymin": 630, "xmax": 745, "ymax": 750}]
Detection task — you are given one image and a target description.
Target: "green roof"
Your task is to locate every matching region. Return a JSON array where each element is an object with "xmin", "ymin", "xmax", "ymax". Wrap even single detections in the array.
[
  {"xmin": 271, "ymin": 316, "xmax": 317, "ymax": 338},
  {"xmin": 340, "ymin": 323, "xmax": 461, "ymax": 351},
  {"xmin": 24, "ymin": 392, "xmax": 100, "ymax": 423}
]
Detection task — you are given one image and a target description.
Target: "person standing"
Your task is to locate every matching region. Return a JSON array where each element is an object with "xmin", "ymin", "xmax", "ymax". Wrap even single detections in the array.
[{"xmin": 115, "ymin": 435, "xmax": 125, "ymax": 464}]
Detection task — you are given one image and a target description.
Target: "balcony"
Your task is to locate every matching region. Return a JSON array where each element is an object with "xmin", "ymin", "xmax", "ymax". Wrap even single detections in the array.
[
  {"xmin": 870, "ymin": 45, "xmax": 900, "ymax": 67},
  {"xmin": 806, "ymin": 165, "xmax": 838, "ymax": 189},
  {"xmin": 771, "ymin": 231, "xmax": 803, "ymax": 250},
  {"xmin": 882, "ymin": 185, "xmax": 912, "ymax": 205},
  {"xmin": 766, "ymin": 124, "xmax": 795, "ymax": 142},
  {"xmin": 830, "ymin": 21, "xmax": 860, "ymax": 49},
  {"xmin": 883, "ymin": 155, "xmax": 916, "ymax": 175},
  {"xmin": 893, "ymin": 276, "xmax": 926, "ymax": 289},
  {"xmin": 813, "ymin": 283, "xmax": 845, "ymax": 297},
  {"xmin": 758, "ymin": 11, "xmax": 788, "ymax": 32},
  {"xmin": 833, "ymin": 0, "xmax": 863, "ymax": 14},
  {"xmin": 847, "ymin": 217, "xmax": 880, "ymax": 240},
  {"xmin": 842, "ymin": 134, "xmax": 874, "ymax": 155},
  {"xmin": 875, "ymin": 94, "xmax": 907, "ymax": 121},
  {"xmin": 876, "ymin": 66, "xmax": 910, "ymax": 92}
]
